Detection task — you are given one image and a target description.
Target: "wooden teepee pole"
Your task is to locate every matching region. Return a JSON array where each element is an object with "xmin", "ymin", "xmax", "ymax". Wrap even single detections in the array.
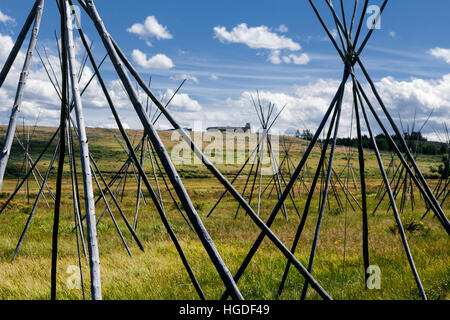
[
  {"xmin": 51, "ymin": 0, "xmax": 66, "ymax": 300},
  {"xmin": 64, "ymin": 0, "xmax": 102, "ymax": 299},
  {"xmin": 0, "ymin": 0, "xmax": 45, "ymax": 191},
  {"xmin": 0, "ymin": 0, "xmax": 40, "ymax": 88}
]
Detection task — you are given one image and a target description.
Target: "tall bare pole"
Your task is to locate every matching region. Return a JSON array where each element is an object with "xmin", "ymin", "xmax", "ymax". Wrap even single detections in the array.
[
  {"xmin": 51, "ymin": 0, "xmax": 66, "ymax": 301},
  {"xmin": 0, "ymin": 1, "xmax": 40, "ymax": 88},
  {"xmin": 0, "ymin": 0, "xmax": 45, "ymax": 191},
  {"xmin": 64, "ymin": 0, "xmax": 102, "ymax": 299}
]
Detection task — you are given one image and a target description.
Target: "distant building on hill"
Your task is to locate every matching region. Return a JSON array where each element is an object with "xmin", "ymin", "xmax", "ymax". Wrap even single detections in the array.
[
  {"xmin": 166, "ymin": 127, "xmax": 192, "ymax": 131},
  {"xmin": 206, "ymin": 123, "xmax": 251, "ymax": 133}
]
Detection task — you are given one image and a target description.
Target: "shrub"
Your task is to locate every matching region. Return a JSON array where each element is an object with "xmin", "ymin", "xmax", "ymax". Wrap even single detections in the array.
[
  {"xmin": 389, "ymin": 217, "xmax": 429, "ymax": 235},
  {"xmin": 329, "ymin": 208, "xmax": 342, "ymax": 216}
]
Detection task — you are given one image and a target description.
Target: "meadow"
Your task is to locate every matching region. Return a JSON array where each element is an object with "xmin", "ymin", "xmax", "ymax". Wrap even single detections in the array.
[{"xmin": 0, "ymin": 125, "xmax": 448, "ymax": 300}]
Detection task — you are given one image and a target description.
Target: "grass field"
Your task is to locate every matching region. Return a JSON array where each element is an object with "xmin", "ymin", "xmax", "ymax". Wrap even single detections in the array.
[{"xmin": 0, "ymin": 125, "xmax": 448, "ymax": 300}]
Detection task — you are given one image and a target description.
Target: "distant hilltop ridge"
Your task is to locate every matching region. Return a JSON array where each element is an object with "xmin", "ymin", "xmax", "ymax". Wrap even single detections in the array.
[{"xmin": 206, "ymin": 123, "xmax": 251, "ymax": 133}]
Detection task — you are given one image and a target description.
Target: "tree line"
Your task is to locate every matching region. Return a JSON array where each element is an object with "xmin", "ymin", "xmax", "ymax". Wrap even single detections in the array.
[{"xmin": 295, "ymin": 129, "xmax": 448, "ymax": 156}]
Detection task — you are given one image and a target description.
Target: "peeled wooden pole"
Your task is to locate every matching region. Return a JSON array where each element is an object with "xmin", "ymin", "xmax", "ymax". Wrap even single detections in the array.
[
  {"xmin": 51, "ymin": 0, "xmax": 66, "ymax": 300},
  {"xmin": 79, "ymin": 2, "xmax": 333, "ymax": 300},
  {"xmin": 133, "ymin": 132, "xmax": 146, "ymax": 230},
  {"xmin": 0, "ymin": 49, "xmax": 100, "ymax": 216},
  {"xmin": 210, "ymin": 126, "xmax": 268, "ymax": 218},
  {"xmin": 93, "ymin": 141, "xmax": 140, "ymax": 206},
  {"xmin": 422, "ymin": 179, "xmax": 450, "ymax": 220},
  {"xmin": 91, "ymin": 161, "xmax": 133, "ymax": 257},
  {"xmin": 235, "ymin": 150, "xmax": 259, "ymax": 219},
  {"xmin": 64, "ymin": 0, "xmax": 102, "ymax": 300},
  {"xmin": 373, "ymin": 161, "xmax": 405, "ymax": 215},
  {"xmin": 0, "ymin": 0, "xmax": 39, "ymax": 88},
  {"xmin": 351, "ymin": 80, "xmax": 370, "ymax": 284},
  {"xmin": 320, "ymin": 1, "xmax": 433, "ymax": 295},
  {"xmin": 0, "ymin": 0, "xmax": 45, "ymax": 191},
  {"xmin": 112, "ymin": 134, "xmax": 147, "ymax": 204},
  {"xmin": 331, "ymin": 168, "xmax": 360, "ymax": 210},
  {"xmin": 68, "ymin": 122, "xmax": 88, "ymax": 259},
  {"xmin": 0, "ymin": 128, "xmax": 59, "ymax": 215},
  {"xmin": 147, "ymin": 140, "xmax": 193, "ymax": 230},
  {"xmin": 68, "ymin": 115, "xmax": 135, "ymax": 256},
  {"xmin": 14, "ymin": 136, "xmax": 55, "ymax": 200},
  {"xmin": 87, "ymin": 151, "xmax": 144, "ymax": 252},
  {"xmin": 266, "ymin": 136, "xmax": 301, "ymax": 219},
  {"xmin": 12, "ymin": 140, "xmax": 59, "ymax": 262}
]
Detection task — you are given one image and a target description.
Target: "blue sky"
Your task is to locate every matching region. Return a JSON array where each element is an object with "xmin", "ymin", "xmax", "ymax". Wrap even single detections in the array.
[{"xmin": 0, "ymin": 0, "xmax": 449, "ymax": 139}]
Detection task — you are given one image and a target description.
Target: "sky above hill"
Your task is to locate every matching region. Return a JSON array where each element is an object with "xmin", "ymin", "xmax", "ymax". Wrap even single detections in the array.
[{"xmin": 0, "ymin": 0, "xmax": 449, "ymax": 141}]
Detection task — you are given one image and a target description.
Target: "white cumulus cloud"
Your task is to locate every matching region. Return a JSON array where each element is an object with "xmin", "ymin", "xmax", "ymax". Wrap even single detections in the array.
[
  {"xmin": 276, "ymin": 24, "xmax": 289, "ymax": 33},
  {"xmin": 127, "ymin": 16, "xmax": 173, "ymax": 45},
  {"xmin": 0, "ymin": 32, "xmax": 109, "ymax": 127},
  {"xmin": 268, "ymin": 50, "xmax": 282, "ymax": 64},
  {"xmin": 429, "ymin": 47, "xmax": 450, "ymax": 64},
  {"xmin": 222, "ymin": 74, "xmax": 450, "ymax": 139},
  {"xmin": 214, "ymin": 23, "xmax": 310, "ymax": 66},
  {"xmin": 0, "ymin": 10, "xmax": 14, "ymax": 24},
  {"xmin": 131, "ymin": 49, "xmax": 174, "ymax": 69},
  {"xmin": 162, "ymin": 89, "xmax": 202, "ymax": 112},
  {"xmin": 282, "ymin": 53, "xmax": 310, "ymax": 65},
  {"xmin": 214, "ymin": 23, "xmax": 301, "ymax": 51},
  {"xmin": 268, "ymin": 50, "xmax": 310, "ymax": 65},
  {"xmin": 170, "ymin": 74, "xmax": 199, "ymax": 83}
]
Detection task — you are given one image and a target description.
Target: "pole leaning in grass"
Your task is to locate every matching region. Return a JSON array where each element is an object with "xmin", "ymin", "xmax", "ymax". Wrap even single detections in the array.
[
  {"xmin": 51, "ymin": 0, "xmax": 67, "ymax": 300},
  {"xmin": 64, "ymin": 0, "xmax": 102, "ymax": 300},
  {"xmin": 0, "ymin": 0, "xmax": 45, "ymax": 192}
]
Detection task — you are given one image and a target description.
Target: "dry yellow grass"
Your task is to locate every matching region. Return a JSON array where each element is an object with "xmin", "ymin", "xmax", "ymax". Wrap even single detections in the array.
[{"xmin": 0, "ymin": 126, "xmax": 448, "ymax": 300}]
